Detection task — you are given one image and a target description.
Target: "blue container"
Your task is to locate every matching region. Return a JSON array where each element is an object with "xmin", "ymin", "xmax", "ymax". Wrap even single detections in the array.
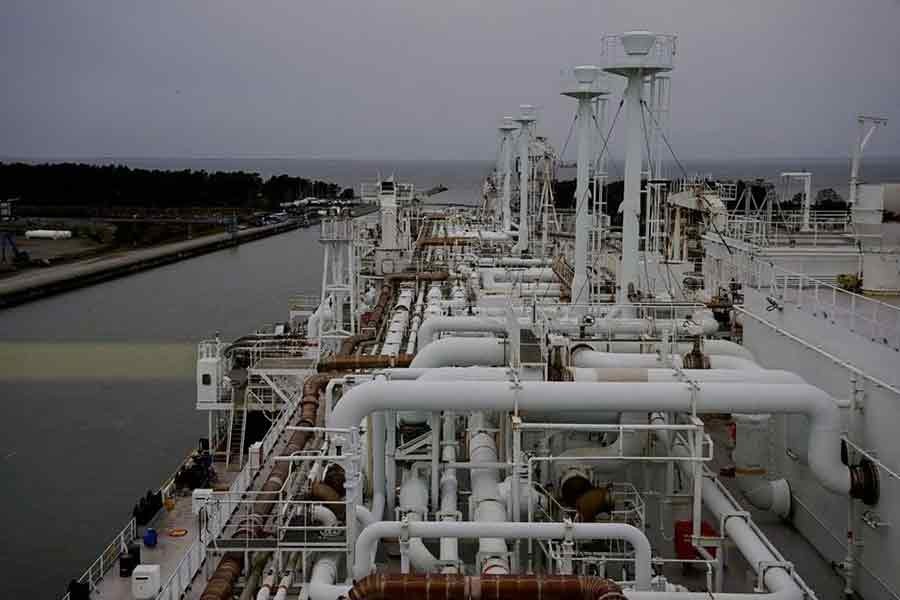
[{"xmin": 143, "ymin": 527, "xmax": 158, "ymax": 548}]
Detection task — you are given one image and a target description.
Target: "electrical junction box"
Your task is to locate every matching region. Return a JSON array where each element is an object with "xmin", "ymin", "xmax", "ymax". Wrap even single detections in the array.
[{"xmin": 132, "ymin": 564, "xmax": 161, "ymax": 599}]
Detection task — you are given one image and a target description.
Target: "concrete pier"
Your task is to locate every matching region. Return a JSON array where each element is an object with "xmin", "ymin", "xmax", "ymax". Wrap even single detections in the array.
[{"xmin": 0, "ymin": 220, "xmax": 300, "ymax": 308}]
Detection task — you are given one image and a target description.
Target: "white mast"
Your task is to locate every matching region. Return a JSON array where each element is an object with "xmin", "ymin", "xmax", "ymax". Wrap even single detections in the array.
[
  {"xmin": 602, "ymin": 31, "xmax": 675, "ymax": 302},
  {"xmin": 498, "ymin": 117, "xmax": 518, "ymax": 232},
  {"xmin": 848, "ymin": 115, "xmax": 888, "ymax": 207},
  {"xmin": 512, "ymin": 105, "xmax": 537, "ymax": 256},
  {"xmin": 562, "ymin": 66, "xmax": 607, "ymax": 305}
]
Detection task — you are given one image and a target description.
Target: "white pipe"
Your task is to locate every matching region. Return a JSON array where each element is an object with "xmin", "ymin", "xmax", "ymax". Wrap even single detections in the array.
[
  {"xmin": 307, "ymin": 555, "xmax": 351, "ymax": 600},
  {"xmin": 625, "ymin": 591, "xmax": 793, "ymax": 600},
  {"xmin": 308, "ymin": 504, "xmax": 338, "ymax": 531},
  {"xmin": 398, "ymin": 476, "xmax": 440, "ymax": 572},
  {"xmin": 256, "ymin": 573, "xmax": 275, "ymax": 600},
  {"xmin": 481, "ymin": 268, "xmax": 557, "ymax": 287},
  {"xmin": 370, "ymin": 411, "xmax": 386, "ymax": 521},
  {"xmin": 583, "ymin": 316, "xmax": 717, "ymax": 338},
  {"xmin": 469, "ymin": 412, "xmax": 509, "ymax": 575},
  {"xmin": 667, "ymin": 440, "xmax": 804, "ymax": 600},
  {"xmin": 329, "ymin": 381, "xmax": 851, "ymax": 495},
  {"xmin": 571, "ymin": 367, "xmax": 803, "ymax": 384},
  {"xmin": 416, "ymin": 315, "xmax": 722, "ymax": 351},
  {"xmin": 589, "ymin": 339, "xmax": 755, "ymax": 360},
  {"xmin": 733, "ymin": 413, "xmax": 791, "ymax": 518},
  {"xmin": 555, "ymin": 412, "xmax": 646, "ymax": 475},
  {"xmin": 440, "ymin": 413, "xmax": 459, "ymax": 572},
  {"xmin": 409, "ymin": 337, "xmax": 508, "ymax": 369},
  {"xmin": 353, "ymin": 521, "xmax": 653, "ymax": 590},
  {"xmin": 572, "ymin": 350, "xmax": 761, "ymax": 371},
  {"xmin": 416, "ymin": 317, "xmax": 507, "ymax": 350},
  {"xmin": 418, "ymin": 367, "xmax": 521, "ymax": 382},
  {"xmin": 271, "ymin": 574, "xmax": 292, "ymax": 600},
  {"xmin": 477, "ymin": 257, "xmax": 551, "ymax": 267},
  {"xmin": 482, "ymin": 282, "xmax": 562, "ymax": 296}
]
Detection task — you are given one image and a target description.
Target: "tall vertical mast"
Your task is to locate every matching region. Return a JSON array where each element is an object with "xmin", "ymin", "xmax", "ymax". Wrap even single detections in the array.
[
  {"xmin": 849, "ymin": 115, "xmax": 888, "ymax": 207},
  {"xmin": 499, "ymin": 117, "xmax": 518, "ymax": 231},
  {"xmin": 562, "ymin": 66, "xmax": 607, "ymax": 305},
  {"xmin": 602, "ymin": 31, "xmax": 675, "ymax": 302},
  {"xmin": 512, "ymin": 105, "xmax": 537, "ymax": 256}
]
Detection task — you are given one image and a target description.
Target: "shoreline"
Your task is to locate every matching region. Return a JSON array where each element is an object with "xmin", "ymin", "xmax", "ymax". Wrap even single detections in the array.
[{"xmin": 0, "ymin": 220, "xmax": 301, "ymax": 309}]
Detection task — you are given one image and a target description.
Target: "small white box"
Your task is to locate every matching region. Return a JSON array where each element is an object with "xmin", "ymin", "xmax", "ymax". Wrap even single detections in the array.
[
  {"xmin": 192, "ymin": 488, "xmax": 213, "ymax": 515},
  {"xmin": 132, "ymin": 564, "xmax": 161, "ymax": 599}
]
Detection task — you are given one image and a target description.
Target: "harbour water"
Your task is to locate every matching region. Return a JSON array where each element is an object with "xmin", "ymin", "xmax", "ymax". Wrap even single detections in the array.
[{"xmin": 1, "ymin": 157, "xmax": 898, "ymax": 598}]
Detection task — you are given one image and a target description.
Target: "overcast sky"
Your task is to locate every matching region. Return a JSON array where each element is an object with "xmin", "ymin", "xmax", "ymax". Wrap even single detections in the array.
[{"xmin": 3, "ymin": 0, "xmax": 899, "ymax": 160}]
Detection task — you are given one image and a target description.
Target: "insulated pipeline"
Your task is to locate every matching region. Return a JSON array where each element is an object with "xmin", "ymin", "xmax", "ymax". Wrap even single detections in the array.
[
  {"xmin": 348, "ymin": 574, "xmax": 625, "ymax": 600},
  {"xmin": 353, "ymin": 521, "xmax": 652, "ymax": 590},
  {"xmin": 199, "ymin": 373, "xmax": 329, "ymax": 600},
  {"xmin": 328, "ymin": 380, "xmax": 853, "ymax": 496}
]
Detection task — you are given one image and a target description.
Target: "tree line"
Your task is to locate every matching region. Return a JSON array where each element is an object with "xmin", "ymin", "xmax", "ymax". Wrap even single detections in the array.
[{"xmin": 0, "ymin": 162, "xmax": 354, "ymax": 210}]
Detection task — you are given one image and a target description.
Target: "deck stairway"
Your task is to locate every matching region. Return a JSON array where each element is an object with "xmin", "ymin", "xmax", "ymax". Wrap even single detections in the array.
[
  {"xmin": 226, "ymin": 398, "xmax": 247, "ymax": 471},
  {"xmin": 551, "ymin": 255, "xmax": 574, "ymax": 301}
]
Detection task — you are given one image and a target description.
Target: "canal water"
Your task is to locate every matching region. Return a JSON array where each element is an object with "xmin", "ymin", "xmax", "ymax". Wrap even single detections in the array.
[
  {"xmin": 0, "ymin": 227, "xmax": 325, "ymax": 598},
  {"xmin": 0, "ymin": 158, "xmax": 491, "ymax": 599}
]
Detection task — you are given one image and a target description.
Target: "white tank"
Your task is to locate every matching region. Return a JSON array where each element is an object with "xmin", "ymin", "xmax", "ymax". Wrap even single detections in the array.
[{"xmin": 25, "ymin": 229, "xmax": 72, "ymax": 240}]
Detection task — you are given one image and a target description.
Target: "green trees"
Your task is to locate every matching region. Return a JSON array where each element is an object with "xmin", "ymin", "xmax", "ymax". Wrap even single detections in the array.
[{"xmin": 0, "ymin": 163, "xmax": 342, "ymax": 209}]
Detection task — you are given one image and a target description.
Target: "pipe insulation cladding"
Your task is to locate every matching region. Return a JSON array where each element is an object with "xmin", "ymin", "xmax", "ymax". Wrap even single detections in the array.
[
  {"xmin": 353, "ymin": 521, "xmax": 653, "ymax": 590},
  {"xmin": 327, "ymin": 380, "xmax": 876, "ymax": 501}
]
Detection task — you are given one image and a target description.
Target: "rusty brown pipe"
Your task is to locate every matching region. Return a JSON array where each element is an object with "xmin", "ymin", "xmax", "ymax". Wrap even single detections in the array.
[
  {"xmin": 348, "ymin": 574, "xmax": 625, "ymax": 600},
  {"xmin": 200, "ymin": 372, "xmax": 330, "ymax": 600},
  {"xmin": 575, "ymin": 487, "xmax": 615, "ymax": 523},
  {"xmin": 317, "ymin": 354, "xmax": 414, "ymax": 372},
  {"xmin": 199, "ymin": 554, "xmax": 242, "ymax": 600}
]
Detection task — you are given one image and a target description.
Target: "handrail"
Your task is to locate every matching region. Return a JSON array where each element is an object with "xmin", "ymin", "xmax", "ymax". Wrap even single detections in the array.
[
  {"xmin": 154, "ymin": 390, "xmax": 304, "ymax": 599},
  {"xmin": 60, "ymin": 518, "xmax": 137, "ymax": 600},
  {"xmin": 709, "ymin": 243, "xmax": 900, "ymax": 350}
]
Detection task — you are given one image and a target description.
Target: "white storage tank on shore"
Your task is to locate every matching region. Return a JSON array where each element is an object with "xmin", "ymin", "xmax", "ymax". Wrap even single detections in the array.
[{"xmin": 24, "ymin": 229, "xmax": 72, "ymax": 240}]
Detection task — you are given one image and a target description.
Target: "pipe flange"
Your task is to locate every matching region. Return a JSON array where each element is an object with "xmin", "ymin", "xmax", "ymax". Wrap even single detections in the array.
[{"xmin": 850, "ymin": 457, "xmax": 880, "ymax": 506}]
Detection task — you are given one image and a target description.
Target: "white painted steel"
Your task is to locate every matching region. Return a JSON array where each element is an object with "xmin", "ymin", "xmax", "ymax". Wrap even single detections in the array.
[
  {"xmin": 329, "ymin": 381, "xmax": 851, "ymax": 495},
  {"xmin": 571, "ymin": 367, "xmax": 802, "ymax": 383},
  {"xmin": 353, "ymin": 521, "xmax": 653, "ymax": 590},
  {"xmin": 398, "ymin": 476, "xmax": 440, "ymax": 572},
  {"xmin": 469, "ymin": 412, "xmax": 510, "ymax": 574},
  {"xmin": 409, "ymin": 337, "xmax": 508, "ymax": 369}
]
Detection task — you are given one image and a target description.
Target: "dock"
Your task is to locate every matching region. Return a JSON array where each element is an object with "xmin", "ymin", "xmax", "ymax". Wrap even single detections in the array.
[{"xmin": 0, "ymin": 220, "xmax": 300, "ymax": 308}]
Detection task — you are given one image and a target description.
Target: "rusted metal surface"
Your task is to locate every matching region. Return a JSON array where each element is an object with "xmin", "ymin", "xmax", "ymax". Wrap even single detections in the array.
[
  {"xmin": 199, "ymin": 372, "xmax": 330, "ymax": 600},
  {"xmin": 348, "ymin": 574, "xmax": 624, "ymax": 600}
]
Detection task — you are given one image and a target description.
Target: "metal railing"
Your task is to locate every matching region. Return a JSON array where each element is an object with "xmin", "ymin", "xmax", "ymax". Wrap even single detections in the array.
[
  {"xmin": 320, "ymin": 218, "xmax": 354, "ymax": 241},
  {"xmin": 289, "ymin": 293, "xmax": 321, "ymax": 313},
  {"xmin": 708, "ymin": 250, "xmax": 900, "ymax": 350},
  {"xmin": 154, "ymin": 392, "xmax": 305, "ymax": 599},
  {"xmin": 60, "ymin": 519, "xmax": 138, "ymax": 600},
  {"xmin": 721, "ymin": 211, "xmax": 851, "ymax": 248}
]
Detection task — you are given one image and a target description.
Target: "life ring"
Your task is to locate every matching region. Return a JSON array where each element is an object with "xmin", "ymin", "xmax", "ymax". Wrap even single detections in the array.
[{"xmin": 167, "ymin": 528, "xmax": 188, "ymax": 537}]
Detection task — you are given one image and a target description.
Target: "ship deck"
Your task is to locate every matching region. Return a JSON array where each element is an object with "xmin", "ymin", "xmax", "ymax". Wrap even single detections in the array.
[{"xmin": 88, "ymin": 461, "xmax": 239, "ymax": 600}]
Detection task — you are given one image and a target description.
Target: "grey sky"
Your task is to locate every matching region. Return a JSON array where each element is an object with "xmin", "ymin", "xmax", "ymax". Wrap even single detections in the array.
[{"xmin": 3, "ymin": 0, "xmax": 899, "ymax": 160}]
